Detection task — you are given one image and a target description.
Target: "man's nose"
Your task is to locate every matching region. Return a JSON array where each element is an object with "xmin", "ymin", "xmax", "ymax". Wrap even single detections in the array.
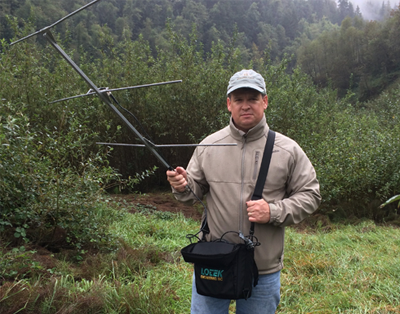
[{"xmin": 242, "ymin": 101, "xmax": 251, "ymax": 109}]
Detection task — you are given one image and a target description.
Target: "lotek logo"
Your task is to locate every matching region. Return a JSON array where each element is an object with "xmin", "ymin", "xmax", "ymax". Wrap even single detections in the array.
[{"xmin": 200, "ymin": 268, "xmax": 224, "ymax": 281}]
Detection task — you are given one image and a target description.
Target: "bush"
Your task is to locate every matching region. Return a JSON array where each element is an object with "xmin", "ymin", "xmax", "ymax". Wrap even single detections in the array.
[
  {"xmin": 0, "ymin": 102, "xmax": 124, "ymax": 251},
  {"xmin": 2, "ymin": 19, "xmax": 400, "ymax": 221}
]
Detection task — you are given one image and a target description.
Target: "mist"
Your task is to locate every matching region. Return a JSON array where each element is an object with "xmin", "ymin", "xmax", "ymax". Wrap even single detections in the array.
[{"xmin": 349, "ymin": 0, "xmax": 397, "ymax": 20}]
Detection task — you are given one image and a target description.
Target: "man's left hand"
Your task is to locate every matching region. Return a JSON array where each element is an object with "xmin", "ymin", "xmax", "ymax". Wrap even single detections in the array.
[{"xmin": 246, "ymin": 199, "xmax": 270, "ymax": 223}]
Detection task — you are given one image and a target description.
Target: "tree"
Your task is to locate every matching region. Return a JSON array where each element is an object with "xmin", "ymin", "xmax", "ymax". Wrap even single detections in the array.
[
  {"xmin": 338, "ymin": 0, "xmax": 355, "ymax": 21},
  {"xmin": 96, "ymin": 1, "xmax": 118, "ymax": 29},
  {"xmin": 387, "ymin": 5, "xmax": 400, "ymax": 69}
]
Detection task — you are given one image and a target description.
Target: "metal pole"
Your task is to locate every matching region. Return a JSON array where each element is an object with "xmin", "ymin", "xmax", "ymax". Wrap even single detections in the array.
[
  {"xmin": 43, "ymin": 31, "xmax": 173, "ymax": 170},
  {"xmin": 96, "ymin": 142, "xmax": 237, "ymax": 147},
  {"xmin": 49, "ymin": 80, "xmax": 182, "ymax": 104}
]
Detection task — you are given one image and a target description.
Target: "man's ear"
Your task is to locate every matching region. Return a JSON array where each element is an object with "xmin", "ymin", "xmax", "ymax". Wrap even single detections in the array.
[
  {"xmin": 263, "ymin": 95, "xmax": 268, "ymax": 110},
  {"xmin": 227, "ymin": 97, "xmax": 232, "ymax": 113}
]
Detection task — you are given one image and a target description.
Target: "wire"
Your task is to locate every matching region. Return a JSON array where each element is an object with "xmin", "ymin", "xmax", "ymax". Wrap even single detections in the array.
[{"xmin": 108, "ymin": 93, "xmax": 154, "ymax": 142}]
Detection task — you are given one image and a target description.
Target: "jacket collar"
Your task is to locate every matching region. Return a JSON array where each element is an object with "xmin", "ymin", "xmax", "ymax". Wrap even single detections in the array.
[{"xmin": 229, "ymin": 114, "xmax": 269, "ymax": 142}]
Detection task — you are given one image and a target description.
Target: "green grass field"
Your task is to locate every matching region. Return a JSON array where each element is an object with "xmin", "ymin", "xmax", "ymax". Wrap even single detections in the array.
[{"xmin": 1, "ymin": 202, "xmax": 399, "ymax": 313}]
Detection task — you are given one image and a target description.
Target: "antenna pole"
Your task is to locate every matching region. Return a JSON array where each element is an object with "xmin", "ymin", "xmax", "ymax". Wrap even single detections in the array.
[{"xmin": 43, "ymin": 31, "xmax": 173, "ymax": 170}]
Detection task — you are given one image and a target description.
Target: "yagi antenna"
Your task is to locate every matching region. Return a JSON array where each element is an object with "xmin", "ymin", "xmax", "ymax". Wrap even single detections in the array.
[{"xmin": 10, "ymin": 0, "xmax": 236, "ymax": 171}]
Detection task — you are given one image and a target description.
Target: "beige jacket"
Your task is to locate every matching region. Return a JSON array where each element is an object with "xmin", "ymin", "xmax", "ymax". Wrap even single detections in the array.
[{"xmin": 174, "ymin": 115, "xmax": 321, "ymax": 274}]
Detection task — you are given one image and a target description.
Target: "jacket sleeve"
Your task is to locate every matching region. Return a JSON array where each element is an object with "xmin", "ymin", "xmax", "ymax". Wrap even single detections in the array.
[
  {"xmin": 268, "ymin": 144, "xmax": 321, "ymax": 227},
  {"xmin": 172, "ymin": 147, "xmax": 209, "ymax": 204}
]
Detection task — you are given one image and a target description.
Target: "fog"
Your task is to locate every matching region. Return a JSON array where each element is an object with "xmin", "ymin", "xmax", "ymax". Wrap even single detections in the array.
[{"xmin": 349, "ymin": 0, "xmax": 398, "ymax": 20}]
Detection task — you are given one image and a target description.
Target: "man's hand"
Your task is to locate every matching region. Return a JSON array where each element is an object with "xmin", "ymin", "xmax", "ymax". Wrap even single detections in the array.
[
  {"xmin": 166, "ymin": 166, "xmax": 188, "ymax": 193},
  {"xmin": 246, "ymin": 199, "xmax": 270, "ymax": 223}
]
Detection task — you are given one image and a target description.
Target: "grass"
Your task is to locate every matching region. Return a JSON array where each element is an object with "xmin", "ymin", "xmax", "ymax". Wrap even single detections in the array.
[
  {"xmin": 1, "ymin": 202, "xmax": 400, "ymax": 313},
  {"xmin": 279, "ymin": 221, "xmax": 400, "ymax": 313}
]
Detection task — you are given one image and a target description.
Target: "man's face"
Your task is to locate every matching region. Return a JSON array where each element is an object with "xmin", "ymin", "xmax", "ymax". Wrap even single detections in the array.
[{"xmin": 227, "ymin": 88, "xmax": 268, "ymax": 132}]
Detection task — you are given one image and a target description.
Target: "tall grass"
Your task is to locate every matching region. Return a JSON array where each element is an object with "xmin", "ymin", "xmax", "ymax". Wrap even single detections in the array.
[
  {"xmin": 1, "ymin": 204, "xmax": 399, "ymax": 313},
  {"xmin": 279, "ymin": 221, "xmax": 400, "ymax": 313}
]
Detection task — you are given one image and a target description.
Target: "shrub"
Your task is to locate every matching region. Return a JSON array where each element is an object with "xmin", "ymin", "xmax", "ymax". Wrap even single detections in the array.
[{"xmin": 0, "ymin": 102, "xmax": 125, "ymax": 251}]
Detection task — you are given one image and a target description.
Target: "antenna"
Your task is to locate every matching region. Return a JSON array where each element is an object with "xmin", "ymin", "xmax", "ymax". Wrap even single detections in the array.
[
  {"xmin": 49, "ymin": 82, "xmax": 182, "ymax": 104},
  {"xmin": 10, "ymin": 0, "xmax": 236, "ymax": 171}
]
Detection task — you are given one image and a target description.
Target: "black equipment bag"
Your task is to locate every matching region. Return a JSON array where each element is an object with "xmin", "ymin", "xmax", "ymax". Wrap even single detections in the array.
[
  {"xmin": 181, "ymin": 130, "xmax": 276, "ymax": 300},
  {"xmin": 181, "ymin": 234, "xmax": 259, "ymax": 300}
]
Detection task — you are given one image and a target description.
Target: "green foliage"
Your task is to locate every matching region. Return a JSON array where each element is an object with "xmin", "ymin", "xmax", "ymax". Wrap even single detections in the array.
[
  {"xmin": 297, "ymin": 6, "xmax": 400, "ymax": 100},
  {"xmin": 311, "ymin": 104, "xmax": 400, "ymax": 217},
  {"xmin": 380, "ymin": 195, "xmax": 400, "ymax": 209},
  {"xmin": 1, "ymin": 0, "xmax": 349, "ymax": 63},
  {"xmin": 0, "ymin": 246, "xmax": 43, "ymax": 280},
  {"xmin": 2, "ymin": 3, "xmax": 400, "ymax": 220},
  {"xmin": 0, "ymin": 101, "xmax": 127, "ymax": 251}
]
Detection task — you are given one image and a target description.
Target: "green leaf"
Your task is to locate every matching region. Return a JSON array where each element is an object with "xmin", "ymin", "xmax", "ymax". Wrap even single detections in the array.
[{"xmin": 380, "ymin": 195, "xmax": 400, "ymax": 208}]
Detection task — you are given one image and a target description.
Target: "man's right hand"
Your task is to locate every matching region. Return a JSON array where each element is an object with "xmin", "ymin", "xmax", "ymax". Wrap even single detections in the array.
[{"xmin": 166, "ymin": 166, "xmax": 188, "ymax": 193}]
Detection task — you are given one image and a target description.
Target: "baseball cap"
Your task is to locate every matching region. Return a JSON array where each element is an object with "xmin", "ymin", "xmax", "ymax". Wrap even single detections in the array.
[{"xmin": 227, "ymin": 69, "xmax": 266, "ymax": 96}]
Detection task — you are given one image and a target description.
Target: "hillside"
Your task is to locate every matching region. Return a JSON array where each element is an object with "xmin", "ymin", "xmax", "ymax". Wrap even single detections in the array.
[{"xmin": 1, "ymin": 0, "xmax": 355, "ymax": 61}]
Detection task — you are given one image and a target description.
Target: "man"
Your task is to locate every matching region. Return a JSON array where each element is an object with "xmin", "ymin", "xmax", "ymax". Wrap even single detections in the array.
[{"xmin": 167, "ymin": 69, "xmax": 321, "ymax": 313}]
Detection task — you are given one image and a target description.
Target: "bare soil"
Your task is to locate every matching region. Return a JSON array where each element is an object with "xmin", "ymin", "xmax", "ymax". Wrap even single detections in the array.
[
  {"xmin": 110, "ymin": 192, "xmax": 333, "ymax": 233},
  {"xmin": 111, "ymin": 191, "xmax": 204, "ymax": 221}
]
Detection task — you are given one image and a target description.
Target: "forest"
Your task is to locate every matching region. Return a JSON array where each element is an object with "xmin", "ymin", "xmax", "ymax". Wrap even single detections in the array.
[
  {"xmin": 1, "ymin": 0, "xmax": 399, "ymax": 98},
  {"xmin": 1, "ymin": 0, "xmax": 400, "ymax": 225},
  {"xmin": 1, "ymin": 0, "xmax": 400, "ymax": 312}
]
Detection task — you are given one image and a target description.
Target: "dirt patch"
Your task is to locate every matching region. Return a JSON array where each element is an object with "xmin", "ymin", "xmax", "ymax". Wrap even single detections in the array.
[
  {"xmin": 110, "ymin": 193, "xmax": 335, "ymax": 231},
  {"xmin": 290, "ymin": 213, "xmax": 334, "ymax": 233},
  {"xmin": 110, "ymin": 192, "xmax": 203, "ymax": 221}
]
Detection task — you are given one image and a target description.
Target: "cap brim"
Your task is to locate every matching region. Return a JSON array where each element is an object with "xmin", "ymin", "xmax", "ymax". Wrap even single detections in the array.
[{"xmin": 227, "ymin": 84, "xmax": 265, "ymax": 96}]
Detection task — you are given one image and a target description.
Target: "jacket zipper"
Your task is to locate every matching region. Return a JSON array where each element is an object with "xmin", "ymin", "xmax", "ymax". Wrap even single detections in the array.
[
  {"xmin": 239, "ymin": 135, "xmax": 247, "ymax": 233},
  {"xmin": 253, "ymin": 151, "xmax": 260, "ymax": 181}
]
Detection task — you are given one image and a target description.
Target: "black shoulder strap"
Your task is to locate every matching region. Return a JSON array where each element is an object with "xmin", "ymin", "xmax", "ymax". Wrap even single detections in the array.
[
  {"xmin": 252, "ymin": 130, "xmax": 275, "ymax": 201},
  {"xmin": 250, "ymin": 129, "xmax": 276, "ymax": 235}
]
